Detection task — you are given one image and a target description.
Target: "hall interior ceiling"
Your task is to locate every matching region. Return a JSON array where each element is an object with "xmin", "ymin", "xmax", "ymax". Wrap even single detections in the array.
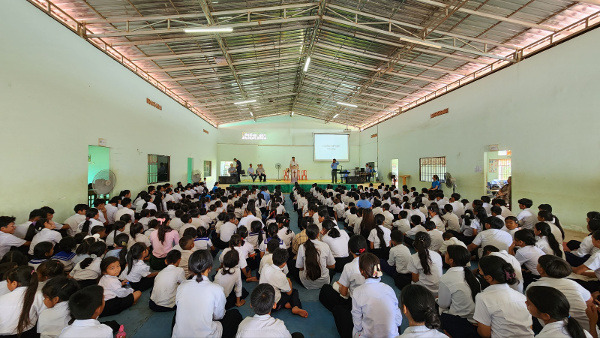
[{"xmin": 30, "ymin": 0, "xmax": 600, "ymax": 128}]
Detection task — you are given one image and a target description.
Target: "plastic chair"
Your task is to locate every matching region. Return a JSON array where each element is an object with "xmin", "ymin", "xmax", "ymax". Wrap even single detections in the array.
[
  {"xmin": 300, "ymin": 170, "xmax": 307, "ymax": 180},
  {"xmin": 283, "ymin": 168, "xmax": 290, "ymax": 180}
]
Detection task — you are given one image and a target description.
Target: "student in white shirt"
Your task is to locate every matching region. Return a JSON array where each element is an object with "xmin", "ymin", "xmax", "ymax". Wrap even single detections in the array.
[
  {"xmin": 474, "ymin": 255, "xmax": 534, "ymax": 338},
  {"xmin": 510, "ymin": 228, "xmax": 545, "ymax": 288},
  {"xmin": 70, "ymin": 241, "xmax": 106, "ymax": 288},
  {"xmin": 534, "ymin": 222, "xmax": 564, "ymax": 258},
  {"xmin": 173, "ymin": 250, "xmax": 243, "ymax": 338},
  {"xmin": 502, "ymin": 216, "xmax": 521, "ymax": 238},
  {"xmin": 39, "ymin": 276, "xmax": 79, "ymax": 338},
  {"xmin": 59, "ymin": 285, "xmax": 113, "ymax": 338},
  {"xmin": 277, "ymin": 217, "xmax": 295, "ymax": 248},
  {"xmin": 194, "ymin": 226, "xmax": 216, "ymax": 253},
  {"xmin": 236, "ymin": 284, "xmax": 300, "ymax": 338},
  {"xmin": 351, "ymin": 253, "xmax": 402, "ymax": 338},
  {"xmin": 295, "ymin": 224, "xmax": 336, "ymax": 290},
  {"xmin": 526, "ymin": 286, "xmax": 594, "ymax": 338},
  {"xmin": 428, "ymin": 204, "xmax": 445, "ymax": 232},
  {"xmin": 98, "ymin": 256, "xmax": 142, "ymax": 317},
  {"xmin": 77, "ymin": 208, "xmax": 103, "ymax": 235},
  {"xmin": 26, "ymin": 218, "xmax": 63, "ymax": 255},
  {"xmin": 442, "ymin": 204, "xmax": 461, "ymax": 233},
  {"xmin": 482, "ymin": 245, "xmax": 525, "ymax": 293},
  {"xmin": 319, "ymin": 235, "xmax": 367, "ymax": 338},
  {"xmin": 64, "ymin": 204, "xmax": 88, "ymax": 236},
  {"xmin": 368, "ymin": 214, "xmax": 392, "ymax": 259},
  {"xmin": 215, "ymin": 213, "xmax": 239, "ymax": 249},
  {"xmin": 565, "ymin": 217, "xmax": 600, "ymax": 267},
  {"xmin": 394, "ymin": 210, "xmax": 411, "ymax": 234},
  {"xmin": 0, "ymin": 216, "xmax": 29, "ymax": 260},
  {"xmin": 381, "ymin": 230, "xmax": 413, "ymax": 290},
  {"xmin": 468, "ymin": 216, "xmax": 513, "ymax": 258},
  {"xmin": 517, "ymin": 198, "xmax": 537, "ymax": 230},
  {"xmin": 214, "ymin": 249, "xmax": 248, "ymax": 310},
  {"xmin": 0, "ymin": 265, "xmax": 44, "ymax": 336},
  {"xmin": 424, "ymin": 221, "xmax": 444, "ymax": 253},
  {"xmin": 408, "ymin": 231, "xmax": 443, "ymax": 297},
  {"xmin": 399, "ymin": 284, "xmax": 447, "ymax": 337},
  {"xmin": 321, "ymin": 219, "xmax": 350, "ymax": 271},
  {"xmin": 440, "ymin": 232, "xmax": 468, "ymax": 255},
  {"xmin": 260, "ymin": 248, "xmax": 308, "ymax": 319},
  {"xmin": 405, "ymin": 215, "xmax": 427, "ymax": 238},
  {"xmin": 113, "ymin": 198, "xmax": 134, "ymax": 226},
  {"xmin": 529, "ymin": 255, "xmax": 592, "ymax": 331},
  {"xmin": 120, "ymin": 243, "xmax": 157, "ymax": 292},
  {"xmin": 149, "ymin": 250, "xmax": 185, "ymax": 312},
  {"xmin": 438, "ymin": 245, "xmax": 481, "ymax": 338}
]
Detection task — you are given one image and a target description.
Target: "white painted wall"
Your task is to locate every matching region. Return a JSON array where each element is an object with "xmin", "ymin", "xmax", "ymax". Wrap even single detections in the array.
[
  {"xmin": 217, "ymin": 115, "xmax": 360, "ymax": 180},
  {"xmin": 0, "ymin": 1, "xmax": 217, "ymax": 223},
  {"xmin": 360, "ymin": 28, "xmax": 600, "ymax": 230}
]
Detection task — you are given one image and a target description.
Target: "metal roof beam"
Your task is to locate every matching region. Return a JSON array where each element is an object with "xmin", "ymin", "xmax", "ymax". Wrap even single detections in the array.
[
  {"xmin": 131, "ymin": 42, "xmax": 301, "ymax": 61},
  {"xmin": 164, "ymin": 64, "xmax": 299, "ymax": 82},
  {"xmin": 150, "ymin": 54, "xmax": 301, "ymax": 73}
]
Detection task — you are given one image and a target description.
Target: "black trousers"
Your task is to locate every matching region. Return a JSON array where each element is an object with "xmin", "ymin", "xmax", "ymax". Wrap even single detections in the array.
[
  {"xmin": 332, "ymin": 170, "xmax": 337, "ymax": 183},
  {"xmin": 276, "ymin": 288, "xmax": 302, "ymax": 310},
  {"xmin": 101, "ymin": 293, "xmax": 134, "ymax": 317},
  {"xmin": 171, "ymin": 309, "xmax": 242, "ymax": 338},
  {"xmin": 258, "ymin": 174, "xmax": 266, "ymax": 182},
  {"xmin": 440, "ymin": 313, "xmax": 479, "ymax": 338},
  {"xmin": 149, "ymin": 299, "xmax": 175, "ymax": 312},
  {"xmin": 130, "ymin": 276, "xmax": 155, "ymax": 292},
  {"xmin": 319, "ymin": 284, "xmax": 353, "ymax": 338},
  {"xmin": 565, "ymin": 251, "xmax": 589, "ymax": 267},
  {"xmin": 225, "ymin": 287, "xmax": 249, "ymax": 310}
]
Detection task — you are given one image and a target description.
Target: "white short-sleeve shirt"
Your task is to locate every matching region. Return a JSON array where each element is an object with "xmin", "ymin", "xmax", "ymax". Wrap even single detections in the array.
[
  {"xmin": 337, "ymin": 256, "xmax": 365, "ymax": 298},
  {"xmin": 295, "ymin": 239, "xmax": 335, "ymax": 289},
  {"xmin": 367, "ymin": 226, "xmax": 391, "ymax": 249},
  {"xmin": 437, "ymin": 267, "xmax": 476, "ymax": 322},
  {"xmin": 322, "ymin": 231, "xmax": 350, "ymax": 258},
  {"xmin": 150, "ymin": 264, "xmax": 186, "ymax": 308},
  {"xmin": 387, "ymin": 244, "xmax": 412, "ymax": 274},
  {"xmin": 0, "ymin": 232, "xmax": 27, "ymax": 259},
  {"xmin": 472, "ymin": 229, "xmax": 513, "ymax": 255},
  {"xmin": 473, "ymin": 283, "xmax": 533, "ymax": 338},
  {"xmin": 515, "ymin": 245, "xmax": 545, "ymax": 275},
  {"xmin": 259, "ymin": 264, "xmax": 291, "ymax": 304},
  {"xmin": 29, "ymin": 228, "xmax": 63, "ymax": 255},
  {"xmin": 407, "ymin": 250, "xmax": 443, "ymax": 296},
  {"xmin": 58, "ymin": 319, "xmax": 113, "ymax": 338}
]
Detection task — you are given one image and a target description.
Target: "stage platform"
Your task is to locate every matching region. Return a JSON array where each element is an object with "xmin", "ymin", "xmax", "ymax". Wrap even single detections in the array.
[{"xmin": 223, "ymin": 179, "xmax": 369, "ymax": 193}]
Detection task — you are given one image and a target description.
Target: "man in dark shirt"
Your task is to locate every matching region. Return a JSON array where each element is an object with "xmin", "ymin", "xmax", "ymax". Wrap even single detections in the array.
[{"xmin": 234, "ymin": 158, "xmax": 242, "ymax": 182}]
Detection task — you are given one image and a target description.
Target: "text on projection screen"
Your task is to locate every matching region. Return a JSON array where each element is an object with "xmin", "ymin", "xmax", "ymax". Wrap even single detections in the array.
[
  {"xmin": 242, "ymin": 132, "xmax": 267, "ymax": 140},
  {"xmin": 314, "ymin": 134, "xmax": 349, "ymax": 161}
]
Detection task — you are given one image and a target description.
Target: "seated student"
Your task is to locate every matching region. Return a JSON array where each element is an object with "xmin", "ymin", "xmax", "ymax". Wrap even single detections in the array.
[
  {"xmin": 295, "ymin": 224, "xmax": 336, "ymax": 290},
  {"xmin": 534, "ymin": 222, "xmax": 564, "ymax": 258},
  {"xmin": 260, "ymin": 248, "xmax": 308, "ymax": 318},
  {"xmin": 237, "ymin": 283, "xmax": 302, "ymax": 338},
  {"xmin": 510, "ymin": 228, "xmax": 545, "ymax": 288},
  {"xmin": 247, "ymin": 221, "xmax": 266, "ymax": 252},
  {"xmin": 38, "ymin": 276, "xmax": 80, "ymax": 337},
  {"xmin": 120, "ymin": 243, "xmax": 157, "ymax": 292},
  {"xmin": 70, "ymin": 241, "xmax": 106, "ymax": 288},
  {"xmin": 393, "ymin": 210, "xmax": 411, "ymax": 234},
  {"xmin": 423, "ymin": 220, "xmax": 444, "ymax": 253},
  {"xmin": 105, "ymin": 221, "xmax": 128, "ymax": 248},
  {"xmin": 571, "ymin": 230, "xmax": 600, "ymax": 293},
  {"xmin": 368, "ymin": 214, "xmax": 392, "ymax": 259},
  {"xmin": 149, "ymin": 250, "xmax": 185, "ymax": 312},
  {"xmin": 29, "ymin": 241, "xmax": 54, "ymax": 270},
  {"xmin": 60, "ymin": 285, "xmax": 113, "ymax": 338},
  {"xmin": 0, "ymin": 262, "xmax": 18, "ymax": 297},
  {"xmin": 438, "ymin": 245, "xmax": 481, "ymax": 338},
  {"xmin": 36, "ymin": 259, "xmax": 65, "ymax": 291},
  {"xmin": 277, "ymin": 215, "xmax": 295, "ymax": 249},
  {"xmin": 77, "ymin": 208, "xmax": 103, "ymax": 235},
  {"xmin": 259, "ymin": 239, "xmax": 286, "ymax": 275},
  {"xmin": 381, "ymin": 231, "xmax": 412, "ymax": 291},
  {"xmin": 194, "ymin": 227, "xmax": 216, "ymax": 254},
  {"xmin": 221, "ymin": 235, "xmax": 257, "ymax": 282},
  {"xmin": 319, "ymin": 235, "xmax": 367, "ymax": 338},
  {"xmin": 528, "ymin": 255, "xmax": 592, "ymax": 331},
  {"xmin": 214, "ymin": 250, "xmax": 249, "ymax": 310},
  {"xmin": 130, "ymin": 223, "xmax": 151, "ymax": 247},
  {"xmin": 51, "ymin": 237, "xmax": 77, "ymax": 272},
  {"xmin": 236, "ymin": 227, "xmax": 260, "ymax": 271},
  {"xmin": 321, "ymin": 219, "xmax": 351, "ymax": 272},
  {"xmin": 0, "ymin": 266, "xmax": 44, "ymax": 336},
  {"xmin": 516, "ymin": 198, "xmax": 537, "ymax": 230},
  {"xmin": 405, "ymin": 215, "xmax": 427, "ymax": 246},
  {"xmin": 428, "ymin": 204, "xmax": 445, "ymax": 232},
  {"xmin": 334, "ymin": 198, "xmax": 346, "ymax": 223},
  {"xmin": 440, "ymin": 232, "xmax": 467, "ymax": 256},
  {"xmin": 105, "ymin": 233, "xmax": 129, "ymax": 260},
  {"xmin": 474, "ymin": 255, "xmax": 533, "ymax": 338},
  {"xmin": 482, "ymin": 245, "xmax": 524, "ymax": 293},
  {"xmin": 408, "ymin": 232, "xmax": 443, "ymax": 297},
  {"xmin": 177, "ymin": 214, "xmax": 194, "ymax": 237},
  {"xmin": 468, "ymin": 216, "xmax": 513, "ymax": 258},
  {"xmin": 26, "ymin": 218, "xmax": 62, "ymax": 255},
  {"xmin": 565, "ymin": 217, "xmax": 600, "ymax": 267},
  {"xmin": 173, "ymin": 250, "xmax": 243, "ymax": 338},
  {"xmin": 442, "ymin": 204, "xmax": 461, "ymax": 233},
  {"xmin": 214, "ymin": 213, "xmax": 238, "ymax": 250},
  {"xmin": 351, "ymin": 253, "xmax": 402, "ymax": 338},
  {"xmin": 98, "ymin": 256, "xmax": 142, "ymax": 317},
  {"xmin": 0, "ymin": 216, "xmax": 30, "ymax": 260},
  {"xmin": 502, "ymin": 216, "xmax": 521, "ymax": 238},
  {"xmin": 399, "ymin": 284, "xmax": 446, "ymax": 337}
]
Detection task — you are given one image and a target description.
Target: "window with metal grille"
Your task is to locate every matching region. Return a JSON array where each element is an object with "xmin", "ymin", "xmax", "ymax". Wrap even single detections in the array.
[
  {"xmin": 497, "ymin": 159, "xmax": 511, "ymax": 180},
  {"xmin": 148, "ymin": 154, "xmax": 170, "ymax": 184},
  {"xmin": 419, "ymin": 156, "xmax": 447, "ymax": 182}
]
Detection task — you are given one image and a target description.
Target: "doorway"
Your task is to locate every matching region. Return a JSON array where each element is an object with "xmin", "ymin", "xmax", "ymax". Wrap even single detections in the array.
[
  {"xmin": 391, "ymin": 159, "xmax": 399, "ymax": 188},
  {"xmin": 484, "ymin": 150, "xmax": 511, "ymax": 197},
  {"xmin": 88, "ymin": 145, "xmax": 110, "ymax": 205}
]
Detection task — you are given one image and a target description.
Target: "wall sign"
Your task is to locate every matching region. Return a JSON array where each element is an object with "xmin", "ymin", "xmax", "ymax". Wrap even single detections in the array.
[
  {"xmin": 147, "ymin": 98, "xmax": 162, "ymax": 110},
  {"xmin": 242, "ymin": 132, "xmax": 267, "ymax": 140}
]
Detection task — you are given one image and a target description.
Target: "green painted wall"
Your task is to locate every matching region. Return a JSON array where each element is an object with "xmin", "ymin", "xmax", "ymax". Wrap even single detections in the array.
[{"xmin": 88, "ymin": 146, "xmax": 110, "ymax": 184}]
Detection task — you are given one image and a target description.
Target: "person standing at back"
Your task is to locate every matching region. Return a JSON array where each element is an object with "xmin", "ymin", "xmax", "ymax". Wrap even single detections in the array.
[
  {"xmin": 234, "ymin": 158, "xmax": 242, "ymax": 183},
  {"xmin": 331, "ymin": 159, "xmax": 339, "ymax": 184}
]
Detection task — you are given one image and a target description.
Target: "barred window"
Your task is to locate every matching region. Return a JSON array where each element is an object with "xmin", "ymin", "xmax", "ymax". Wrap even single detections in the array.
[
  {"xmin": 497, "ymin": 159, "xmax": 511, "ymax": 181},
  {"xmin": 148, "ymin": 154, "xmax": 170, "ymax": 184},
  {"xmin": 419, "ymin": 157, "xmax": 446, "ymax": 182}
]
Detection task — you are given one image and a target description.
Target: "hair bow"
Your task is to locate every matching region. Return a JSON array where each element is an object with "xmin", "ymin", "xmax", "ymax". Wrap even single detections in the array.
[{"xmin": 156, "ymin": 218, "xmax": 166, "ymax": 225}]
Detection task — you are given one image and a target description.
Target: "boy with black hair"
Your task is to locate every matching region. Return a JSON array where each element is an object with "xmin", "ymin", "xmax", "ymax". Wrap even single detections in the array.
[
  {"xmin": 517, "ymin": 198, "xmax": 536, "ymax": 230},
  {"xmin": 468, "ymin": 216, "xmax": 513, "ymax": 257},
  {"xmin": 259, "ymin": 248, "xmax": 307, "ymax": 318},
  {"xmin": 259, "ymin": 239, "xmax": 286, "ymax": 275},
  {"xmin": 150, "ymin": 250, "xmax": 185, "ymax": 312},
  {"xmin": 60, "ymin": 285, "xmax": 113, "ymax": 337},
  {"xmin": 0, "ymin": 216, "xmax": 29, "ymax": 260},
  {"xmin": 236, "ymin": 284, "xmax": 302, "ymax": 338}
]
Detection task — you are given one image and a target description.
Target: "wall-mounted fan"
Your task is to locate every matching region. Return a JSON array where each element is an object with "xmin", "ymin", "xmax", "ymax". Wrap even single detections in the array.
[
  {"xmin": 444, "ymin": 172, "xmax": 457, "ymax": 193},
  {"xmin": 275, "ymin": 163, "xmax": 282, "ymax": 180},
  {"xmin": 92, "ymin": 170, "xmax": 117, "ymax": 195}
]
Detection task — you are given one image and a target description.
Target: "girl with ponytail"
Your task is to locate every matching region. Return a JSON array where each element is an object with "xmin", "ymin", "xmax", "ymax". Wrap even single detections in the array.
[
  {"xmin": 526, "ymin": 286, "xmax": 593, "ymax": 338},
  {"xmin": 296, "ymin": 224, "xmax": 335, "ymax": 290},
  {"xmin": 77, "ymin": 208, "xmax": 102, "ymax": 235},
  {"xmin": 149, "ymin": 214, "xmax": 178, "ymax": 270},
  {"xmin": 439, "ymin": 245, "xmax": 481, "ymax": 338},
  {"xmin": 214, "ymin": 249, "xmax": 248, "ymax": 309},
  {"xmin": 351, "ymin": 252, "xmax": 402, "ymax": 338},
  {"xmin": 538, "ymin": 208, "xmax": 565, "ymax": 241},
  {"xmin": 120, "ymin": 242, "xmax": 157, "ymax": 291},
  {"xmin": 173, "ymin": 250, "xmax": 243, "ymax": 338},
  {"xmin": 474, "ymin": 255, "xmax": 533, "ymax": 337},
  {"xmin": 321, "ymin": 219, "xmax": 351, "ymax": 272},
  {"xmin": 535, "ymin": 222, "xmax": 564, "ymax": 258},
  {"xmin": 367, "ymin": 214, "xmax": 391, "ymax": 259},
  {"xmin": 400, "ymin": 284, "xmax": 446, "ymax": 337},
  {"xmin": 408, "ymin": 231, "xmax": 443, "ymax": 296},
  {"xmin": 0, "ymin": 266, "xmax": 42, "ymax": 336}
]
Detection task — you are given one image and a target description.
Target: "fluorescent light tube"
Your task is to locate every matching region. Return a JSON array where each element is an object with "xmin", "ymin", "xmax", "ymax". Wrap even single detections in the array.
[
  {"xmin": 333, "ymin": 114, "xmax": 339, "ymax": 118},
  {"xmin": 250, "ymin": 112, "xmax": 254, "ymax": 117},
  {"xmin": 291, "ymin": 111, "xmax": 294, "ymax": 116},
  {"xmin": 303, "ymin": 56, "xmax": 311, "ymax": 72},
  {"xmin": 184, "ymin": 27, "xmax": 233, "ymax": 33},
  {"xmin": 234, "ymin": 99, "xmax": 257, "ymax": 105},
  {"xmin": 336, "ymin": 102, "xmax": 357, "ymax": 108}
]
